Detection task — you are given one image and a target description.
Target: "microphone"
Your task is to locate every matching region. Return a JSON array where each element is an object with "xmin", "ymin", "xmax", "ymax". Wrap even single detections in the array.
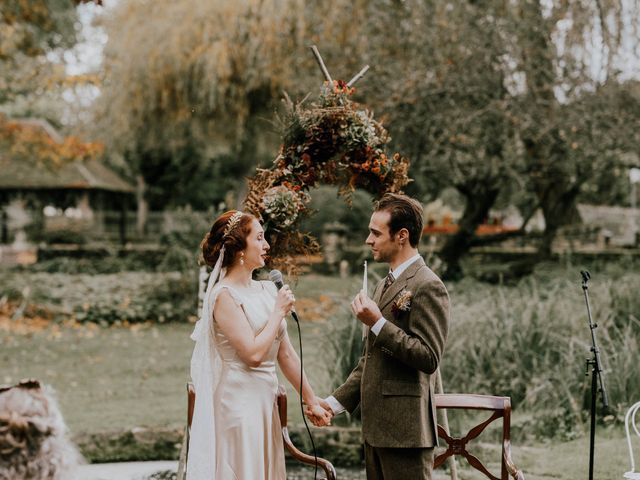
[{"xmin": 269, "ymin": 269, "xmax": 300, "ymax": 323}]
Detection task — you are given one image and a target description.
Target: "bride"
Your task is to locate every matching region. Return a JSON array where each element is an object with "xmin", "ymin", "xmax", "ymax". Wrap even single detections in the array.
[{"xmin": 187, "ymin": 210, "xmax": 330, "ymax": 480}]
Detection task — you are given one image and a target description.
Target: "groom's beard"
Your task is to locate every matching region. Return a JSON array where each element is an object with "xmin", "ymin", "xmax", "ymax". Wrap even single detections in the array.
[{"xmin": 372, "ymin": 245, "xmax": 399, "ymax": 264}]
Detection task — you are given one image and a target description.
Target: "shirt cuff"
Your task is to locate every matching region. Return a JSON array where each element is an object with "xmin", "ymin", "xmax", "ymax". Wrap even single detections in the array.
[
  {"xmin": 324, "ymin": 396, "xmax": 346, "ymax": 415},
  {"xmin": 370, "ymin": 317, "xmax": 387, "ymax": 336}
]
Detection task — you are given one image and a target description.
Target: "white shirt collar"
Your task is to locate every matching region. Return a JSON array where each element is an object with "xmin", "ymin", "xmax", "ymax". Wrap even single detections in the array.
[{"xmin": 390, "ymin": 253, "xmax": 422, "ymax": 280}]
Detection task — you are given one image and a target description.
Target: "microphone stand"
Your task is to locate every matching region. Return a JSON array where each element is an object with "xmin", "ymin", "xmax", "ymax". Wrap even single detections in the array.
[{"xmin": 581, "ymin": 270, "xmax": 609, "ymax": 480}]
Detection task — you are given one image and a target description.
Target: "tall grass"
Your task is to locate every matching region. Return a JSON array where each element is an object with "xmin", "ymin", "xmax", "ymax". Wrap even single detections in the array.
[
  {"xmin": 326, "ymin": 301, "xmax": 364, "ymax": 426},
  {"xmin": 442, "ymin": 268, "xmax": 640, "ymax": 439}
]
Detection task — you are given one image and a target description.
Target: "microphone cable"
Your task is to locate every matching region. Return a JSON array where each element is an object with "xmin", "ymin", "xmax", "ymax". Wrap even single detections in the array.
[
  {"xmin": 269, "ymin": 270, "xmax": 318, "ymax": 480},
  {"xmin": 292, "ymin": 314, "xmax": 319, "ymax": 480}
]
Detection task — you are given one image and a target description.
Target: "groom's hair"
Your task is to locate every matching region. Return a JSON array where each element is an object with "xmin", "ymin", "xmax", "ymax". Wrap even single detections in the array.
[{"xmin": 375, "ymin": 193, "xmax": 423, "ymax": 248}]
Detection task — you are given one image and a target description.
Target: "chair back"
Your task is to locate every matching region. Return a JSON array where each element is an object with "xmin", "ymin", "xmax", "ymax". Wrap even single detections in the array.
[
  {"xmin": 187, "ymin": 382, "xmax": 195, "ymax": 429},
  {"xmin": 434, "ymin": 393, "xmax": 524, "ymax": 480},
  {"xmin": 625, "ymin": 401, "xmax": 640, "ymax": 477}
]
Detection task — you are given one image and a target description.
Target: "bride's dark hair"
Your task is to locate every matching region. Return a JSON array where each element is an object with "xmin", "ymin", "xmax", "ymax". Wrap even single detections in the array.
[{"xmin": 200, "ymin": 210, "xmax": 255, "ymax": 269}]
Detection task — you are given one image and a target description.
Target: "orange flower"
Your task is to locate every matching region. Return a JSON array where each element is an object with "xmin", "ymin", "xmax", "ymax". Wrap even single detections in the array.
[{"xmin": 372, "ymin": 167, "xmax": 381, "ymax": 175}]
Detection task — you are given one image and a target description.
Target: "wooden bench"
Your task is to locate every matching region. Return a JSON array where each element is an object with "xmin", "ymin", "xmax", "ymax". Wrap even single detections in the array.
[{"xmin": 435, "ymin": 393, "xmax": 525, "ymax": 480}]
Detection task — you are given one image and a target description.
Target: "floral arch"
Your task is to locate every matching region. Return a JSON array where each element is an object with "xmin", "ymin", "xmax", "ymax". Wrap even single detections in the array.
[{"xmin": 243, "ymin": 49, "xmax": 411, "ymax": 272}]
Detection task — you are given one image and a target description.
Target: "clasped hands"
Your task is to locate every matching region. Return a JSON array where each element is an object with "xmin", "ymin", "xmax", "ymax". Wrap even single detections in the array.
[{"xmin": 304, "ymin": 397, "xmax": 334, "ymax": 427}]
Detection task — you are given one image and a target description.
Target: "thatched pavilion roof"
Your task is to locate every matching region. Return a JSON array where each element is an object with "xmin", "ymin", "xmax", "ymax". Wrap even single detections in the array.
[
  {"xmin": 0, "ymin": 116, "xmax": 134, "ymax": 194},
  {"xmin": 0, "ymin": 156, "xmax": 134, "ymax": 193}
]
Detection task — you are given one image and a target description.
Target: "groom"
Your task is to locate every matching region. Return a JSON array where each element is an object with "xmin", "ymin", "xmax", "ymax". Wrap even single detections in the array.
[{"xmin": 309, "ymin": 193, "xmax": 450, "ymax": 479}]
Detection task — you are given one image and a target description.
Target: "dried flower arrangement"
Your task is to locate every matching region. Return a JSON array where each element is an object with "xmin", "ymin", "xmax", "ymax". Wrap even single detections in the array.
[{"xmin": 243, "ymin": 48, "xmax": 411, "ymax": 272}]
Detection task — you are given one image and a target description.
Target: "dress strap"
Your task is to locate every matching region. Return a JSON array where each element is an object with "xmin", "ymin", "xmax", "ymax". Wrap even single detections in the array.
[{"xmin": 212, "ymin": 284, "xmax": 244, "ymax": 307}]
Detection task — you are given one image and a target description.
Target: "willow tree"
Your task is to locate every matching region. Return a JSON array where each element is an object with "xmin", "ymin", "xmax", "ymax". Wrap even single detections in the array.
[
  {"xmin": 335, "ymin": 0, "xmax": 640, "ymax": 275},
  {"xmin": 513, "ymin": 0, "xmax": 640, "ymax": 257},
  {"xmin": 91, "ymin": 0, "xmax": 308, "ymax": 226}
]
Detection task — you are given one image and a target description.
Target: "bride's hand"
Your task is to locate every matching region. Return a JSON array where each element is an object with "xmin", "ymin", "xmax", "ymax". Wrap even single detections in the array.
[{"xmin": 274, "ymin": 285, "xmax": 295, "ymax": 318}]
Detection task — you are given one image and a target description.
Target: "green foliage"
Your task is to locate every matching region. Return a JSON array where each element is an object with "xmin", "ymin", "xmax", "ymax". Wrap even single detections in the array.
[
  {"xmin": 1, "ymin": 271, "xmax": 197, "ymax": 325},
  {"xmin": 157, "ymin": 206, "xmax": 219, "ymax": 270},
  {"xmin": 38, "ymin": 227, "xmax": 89, "ymax": 245},
  {"xmin": 0, "ymin": 0, "xmax": 79, "ymax": 117},
  {"xmin": 299, "ymin": 185, "xmax": 372, "ymax": 243},
  {"xmin": 442, "ymin": 267, "xmax": 640, "ymax": 439},
  {"xmin": 91, "ymin": 0, "xmax": 306, "ymax": 208},
  {"xmin": 21, "ymin": 256, "xmax": 155, "ymax": 274},
  {"xmin": 325, "ymin": 300, "xmax": 364, "ymax": 426}
]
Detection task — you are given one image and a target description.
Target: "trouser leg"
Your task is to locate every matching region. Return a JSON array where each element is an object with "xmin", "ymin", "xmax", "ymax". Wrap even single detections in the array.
[
  {"xmin": 367, "ymin": 444, "xmax": 434, "ymax": 480},
  {"xmin": 364, "ymin": 441, "xmax": 384, "ymax": 480}
]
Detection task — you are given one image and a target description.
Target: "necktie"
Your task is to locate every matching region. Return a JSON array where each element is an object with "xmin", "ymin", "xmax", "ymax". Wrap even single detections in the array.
[{"xmin": 381, "ymin": 272, "xmax": 395, "ymax": 295}]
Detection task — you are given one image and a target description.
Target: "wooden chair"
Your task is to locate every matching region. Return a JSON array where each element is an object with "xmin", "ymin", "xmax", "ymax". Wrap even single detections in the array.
[
  {"xmin": 186, "ymin": 383, "xmax": 337, "ymax": 480},
  {"xmin": 434, "ymin": 393, "xmax": 525, "ymax": 480},
  {"xmin": 624, "ymin": 401, "xmax": 640, "ymax": 479}
]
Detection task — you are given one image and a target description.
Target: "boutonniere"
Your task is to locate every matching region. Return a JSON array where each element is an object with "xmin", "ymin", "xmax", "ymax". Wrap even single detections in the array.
[{"xmin": 391, "ymin": 289, "xmax": 412, "ymax": 316}]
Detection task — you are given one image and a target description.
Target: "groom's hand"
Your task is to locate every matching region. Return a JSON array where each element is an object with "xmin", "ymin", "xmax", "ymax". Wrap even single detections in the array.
[{"xmin": 351, "ymin": 291, "xmax": 382, "ymax": 326}]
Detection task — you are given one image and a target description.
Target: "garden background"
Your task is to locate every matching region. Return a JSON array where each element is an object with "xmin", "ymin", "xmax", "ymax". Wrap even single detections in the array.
[{"xmin": 2, "ymin": 1, "xmax": 640, "ymax": 479}]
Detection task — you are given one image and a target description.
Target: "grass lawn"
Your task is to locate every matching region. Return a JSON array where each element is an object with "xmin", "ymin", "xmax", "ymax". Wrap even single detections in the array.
[
  {"xmin": 452, "ymin": 429, "xmax": 634, "ymax": 480},
  {"xmin": 0, "ymin": 273, "xmax": 361, "ymax": 433},
  {"xmin": 1, "ymin": 322, "xmax": 194, "ymax": 433}
]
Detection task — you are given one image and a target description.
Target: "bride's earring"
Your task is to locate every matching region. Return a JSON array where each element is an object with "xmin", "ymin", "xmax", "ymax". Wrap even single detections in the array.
[{"xmin": 240, "ymin": 252, "xmax": 244, "ymax": 266}]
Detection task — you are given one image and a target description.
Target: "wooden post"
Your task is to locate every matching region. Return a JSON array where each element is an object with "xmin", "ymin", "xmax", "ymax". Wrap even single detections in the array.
[
  {"xmin": 1, "ymin": 207, "xmax": 7, "ymax": 244},
  {"xmin": 436, "ymin": 368, "xmax": 458, "ymax": 480},
  {"xmin": 119, "ymin": 195, "xmax": 128, "ymax": 246}
]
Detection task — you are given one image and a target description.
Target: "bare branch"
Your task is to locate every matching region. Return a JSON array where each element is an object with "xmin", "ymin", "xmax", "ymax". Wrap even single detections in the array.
[
  {"xmin": 347, "ymin": 65, "xmax": 370, "ymax": 88},
  {"xmin": 310, "ymin": 45, "xmax": 333, "ymax": 83}
]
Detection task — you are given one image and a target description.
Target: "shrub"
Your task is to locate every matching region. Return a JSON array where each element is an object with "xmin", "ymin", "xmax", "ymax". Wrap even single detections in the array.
[
  {"xmin": 39, "ymin": 227, "xmax": 89, "ymax": 245},
  {"xmin": 158, "ymin": 207, "xmax": 217, "ymax": 271},
  {"xmin": 299, "ymin": 185, "xmax": 373, "ymax": 243},
  {"xmin": 0, "ymin": 271, "xmax": 197, "ymax": 325}
]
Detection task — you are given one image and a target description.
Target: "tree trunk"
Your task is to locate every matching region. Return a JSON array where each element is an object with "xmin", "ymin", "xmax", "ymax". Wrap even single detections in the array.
[
  {"xmin": 537, "ymin": 184, "xmax": 581, "ymax": 258},
  {"xmin": 440, "ymin": 186, "xmax": 500, "ymax": 280},
  {"xmin": 524, "ymin": 135, "xmax": 582, "ymax": 259}
]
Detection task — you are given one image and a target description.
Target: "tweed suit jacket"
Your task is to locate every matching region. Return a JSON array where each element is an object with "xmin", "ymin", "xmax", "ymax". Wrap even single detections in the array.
[{"xmin": 332, "ymin": 257, "xmax": 449, "ymax": 448}]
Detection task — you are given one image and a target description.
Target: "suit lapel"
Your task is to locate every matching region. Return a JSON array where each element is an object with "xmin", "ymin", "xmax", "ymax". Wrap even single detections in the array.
[
  {"xmin": 379, "ymin": 257, "xmax": 425, "ymax": 311},
  {"xmin": 372, "ymin": 278, "xmax": 384, "ymax": 304}
]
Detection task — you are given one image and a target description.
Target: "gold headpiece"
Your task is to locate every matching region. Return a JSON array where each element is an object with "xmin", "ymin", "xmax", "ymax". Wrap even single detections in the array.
[{"xmin": 223, "ymin": 211, "xmax": 244, "ymax": 238}]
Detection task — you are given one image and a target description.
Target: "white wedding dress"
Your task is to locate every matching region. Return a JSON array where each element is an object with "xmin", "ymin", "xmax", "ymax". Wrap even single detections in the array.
[{"xmin": 188, "ymin": 278, "xmax": 287, "ymax": 480}]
